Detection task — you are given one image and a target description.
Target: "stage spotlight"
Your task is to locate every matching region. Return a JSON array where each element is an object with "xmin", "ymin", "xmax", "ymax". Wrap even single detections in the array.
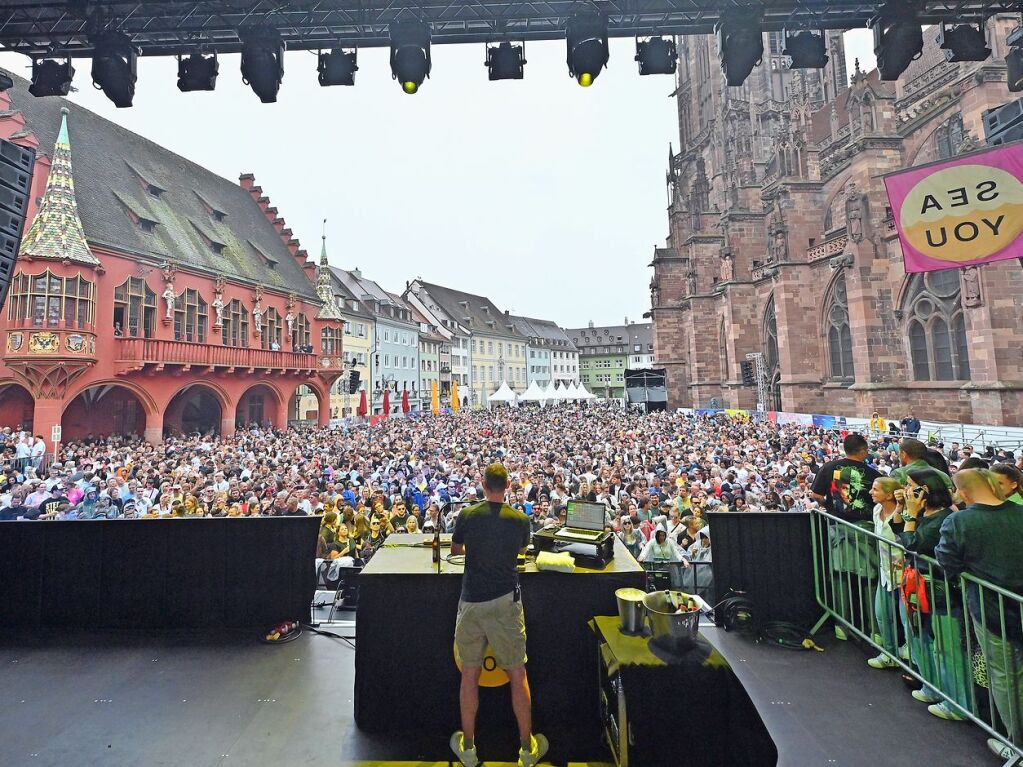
[
  {"xmin": 635, "ymin": 37, "xmax": 678, "ymax": 75},
  {"xmin": 872, "ymin": 11, "xmax": 923, "ymax": 81},
  {"xmin": 937, "ymin": 23, "xmax": 991, "ymax": 63},
  {"xmin": 177, "ymin": 53, "xmax": 218, "ymax": 92},
  {"xmin": 486, "ymin": 42, "xmax": 525, "ymax": 81},
  {"xmin": 390, "ymin": 21, "xmax": 431, "ymax": 94},
  {"xmin": 0, "ymin": 74, "xmax": 11, "ymax": 92},
  {"xmin": 783, "ymin": 30, "xmax": 829, "ymax": 69},
  {"xmin": 29, "ymin": 58, "xmax": 74, "ymax": 97},
  {"xmin": 716, "ymin": 15, "xmax": 763, "ymax": 87},
  {"xmin": 91, "ymin": 32, "xmax": 137, "ymax": 108},
  {"xmin": 241, "ymin": 30, "xmax": 284, "ymax": 103},
  {"xmin": 318, "ymin": 48, "xmax": 358, "ymax": 86},
  {"xmin": 566, "ymin": 13, "xmax": 609, "ymax": 87}
]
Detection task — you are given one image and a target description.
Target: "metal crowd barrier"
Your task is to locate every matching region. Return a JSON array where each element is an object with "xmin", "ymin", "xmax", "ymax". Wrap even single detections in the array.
[{"xmin": 810, "ymin": 509, "xmax": 1023, "ymax": 763}]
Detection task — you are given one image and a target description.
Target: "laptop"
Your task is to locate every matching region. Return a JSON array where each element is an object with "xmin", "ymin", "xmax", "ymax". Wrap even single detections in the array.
[{"xmin": 555, "ymin": 500, "xmax": 607, "ymax": 541}]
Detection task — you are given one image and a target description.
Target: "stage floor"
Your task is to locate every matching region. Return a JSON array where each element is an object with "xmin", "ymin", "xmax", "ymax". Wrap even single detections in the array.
[{"xmin": 0, "ymin": 610, "xmax": 994, "ymax": 767}]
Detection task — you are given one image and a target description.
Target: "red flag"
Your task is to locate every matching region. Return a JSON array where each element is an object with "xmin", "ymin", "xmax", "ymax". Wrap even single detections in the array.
[
  {"xmin": 401, "ymin": 388, "xmax": 410, "ymax": 414},
  {"xmin": 357, "ymin": 389, "xmax": 368, "ymax": 417},
  {"xmin": 382, "ymin": 388, "xmax": 390, "ymax": 418}
]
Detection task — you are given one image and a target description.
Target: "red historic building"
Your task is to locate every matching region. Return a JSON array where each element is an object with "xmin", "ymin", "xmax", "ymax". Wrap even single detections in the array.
[{"xmin": 0, "ymin": 76, "xmax": 345, "ymax": 444}]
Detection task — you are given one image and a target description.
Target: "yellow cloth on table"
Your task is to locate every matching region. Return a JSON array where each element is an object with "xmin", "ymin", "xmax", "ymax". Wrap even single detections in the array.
[{"xmin": 535, "ymin": 550, "xmax": 576, "ymax": 572}]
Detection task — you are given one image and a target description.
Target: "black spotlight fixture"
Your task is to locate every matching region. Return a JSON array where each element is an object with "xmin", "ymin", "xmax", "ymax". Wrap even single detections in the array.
[
  {"xmin": 91, "ymin": 31, "xmax": 137, "ymax": 108},
  {"xmin": 1009, "ymin": 26, "xmax": 1023, "ymax": 93},
  {"xmin": 318, "ymin": 48, "xmax": 358, "ymax": 86},
  {"xmin": 0, "ymin": 73, "xmax": 12, "ymax": 92},
  {"xmin": 872, "ymin": 5, "xmax": 923, "ymax": 81},
  {"xmin": 240, "ymin": 29, "xmax": 284, "ymax": 103},
  {"xmin": 486, "ymin": 42, "xmax": 525, "ymax": 80},
  {"xmin": 783, "ymin": 29, "xmax": 829, "ymax": 69},
  {"xmin": 716, "ymin": 13, "xmax": 763, "ymax": 87},
  {"xmin": 177, "ymin": 52, "xmax": 218, "ymax": 92},
  {"xmin": 566, "ymin": 12, "xmax": 609, "ymax": 87},
  {"xmin": 937, "ymin": 22, "xmax": 991, "ymax": 63},
  {"xmin": 635, "ymin": 37, "xmax": 678, "ymax": 75},
  {"xmin": 390, "ymin": 20, "xmax": 431, "ymax": 94},
  {"xmin": 29, "ymin": 58, "xmax": 74, "ymax": 97}
]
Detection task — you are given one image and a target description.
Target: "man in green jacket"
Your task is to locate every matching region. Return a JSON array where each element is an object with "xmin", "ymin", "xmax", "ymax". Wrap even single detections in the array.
[
  {"xmin": 935, "ymin": 468, "xmax": 1023, "ymax": 758},
  {"xmin": 890, "ymin": 438, "xmax": 953, "ymax": 490}
]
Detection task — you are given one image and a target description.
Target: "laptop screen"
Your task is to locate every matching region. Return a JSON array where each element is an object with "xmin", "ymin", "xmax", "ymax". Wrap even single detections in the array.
[{"xmin": 565, "ymin": 500, "xmax": 606, "ymax": 532}]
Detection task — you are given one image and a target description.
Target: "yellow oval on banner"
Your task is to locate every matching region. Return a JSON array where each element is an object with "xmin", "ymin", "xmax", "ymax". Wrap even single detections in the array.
[
  {"xmin": 899, "ymin": 165, "xmax": 1023, "ymax": 263},
  {"xmin": 453, "ymin": 641, "xmax": 509, "ymax": 687}
]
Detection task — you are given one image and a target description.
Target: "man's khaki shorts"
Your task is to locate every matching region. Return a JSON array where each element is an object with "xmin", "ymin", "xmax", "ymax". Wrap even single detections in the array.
[{"xmin": 454, "ymin": 591, "xmax": 527, "ymax": 670}]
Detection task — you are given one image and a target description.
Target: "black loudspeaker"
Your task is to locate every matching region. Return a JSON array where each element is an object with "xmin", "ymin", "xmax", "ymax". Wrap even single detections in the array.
[
  {"xmin": 348, "ymin": 369, "xmax": 361, "ymax": 394},
  {"xmin": 983, "ymin": 98, "xmax": 1023, "ymax": 145},
  {"xmin": 0, "ymin": 138, "xmax": 35, "ymax": 313},
  {"xmin": 740, "ymin": 360, "xmax": 756, "ymax": 386}
]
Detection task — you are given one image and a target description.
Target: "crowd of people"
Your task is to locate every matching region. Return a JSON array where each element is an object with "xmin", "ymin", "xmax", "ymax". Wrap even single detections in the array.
[{"xmin": 3, "ymin": 404, "xmax": 1023, "ymax": 758}]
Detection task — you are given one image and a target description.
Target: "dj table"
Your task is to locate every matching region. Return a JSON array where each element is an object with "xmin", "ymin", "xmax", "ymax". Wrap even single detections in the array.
[{"xmin": 353, "ymin": 533, "xmax": 645, "ymax": 761}]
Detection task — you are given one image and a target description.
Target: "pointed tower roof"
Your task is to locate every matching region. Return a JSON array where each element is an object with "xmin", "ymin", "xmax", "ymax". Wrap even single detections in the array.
[
  {"xmin": 316, "ymin": 225, "xmax": 343, "ymax": 320},
  {"xmin": 18, "ymin": 107, "xmax": 99, "ymax": 265}
]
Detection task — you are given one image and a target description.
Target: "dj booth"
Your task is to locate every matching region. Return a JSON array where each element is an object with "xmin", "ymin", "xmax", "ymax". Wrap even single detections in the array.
[
  {"xmin": 0, "ymin": 517, "xmax": 320, "ymax": 629},
  {"xmin": 354, "ymin": 533, "xmax": 645, "ymax": 762}
]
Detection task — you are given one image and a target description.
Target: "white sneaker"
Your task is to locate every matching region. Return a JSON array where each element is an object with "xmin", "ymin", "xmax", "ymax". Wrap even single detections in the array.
[
  {"xmin": 518, "ymin": 733, "xmax": 549, "ymax": 767},
  {"xmin": 867, "ymin": 653, "xmax": 898, "ymax": 669},
  {"xmin": 835, "ymin": 625, "xmax": 848, "ymax": 641},
  {"xmin": 987, "ymin": 737, "xmax": 1017, "ymax": 760},
  {"xmin": 450, "ymin": 731, "xmax": 479, "ymax": 767},
  {"xmin": 911, "ymin": 688, "xmax": 942, "ymax": 704}
]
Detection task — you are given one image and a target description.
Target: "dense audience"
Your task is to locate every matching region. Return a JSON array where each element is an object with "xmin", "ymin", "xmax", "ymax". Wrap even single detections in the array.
[{"xmin": 3, "ymin": 405, "xmax": 1023, "ymax": 756}]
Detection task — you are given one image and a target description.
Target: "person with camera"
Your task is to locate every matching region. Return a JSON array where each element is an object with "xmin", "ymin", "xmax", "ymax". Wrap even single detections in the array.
[
  {"xmin": 449, "ymin": 463, "xmax": 547, "ymax": 767},
  {"xmin": 897, "ymin": 469, "xmax": 969, "ymax": 721}
]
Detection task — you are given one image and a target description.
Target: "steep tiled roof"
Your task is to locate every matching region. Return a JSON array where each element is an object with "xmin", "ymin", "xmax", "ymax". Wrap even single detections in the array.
[
  {"xmin": 417, "ymin": 280, "xmax": 522, "ymax": 339},
  {"xmin": 566, "ymin": 322, "xmax": 652, "ymax": 353},
  {"xmin": 6, "ymin": 73, "xmax": 316, "ymax": 299},
  {"xmin": 18, "ymin": 108, "xmax": 98, "ymax": 265},
  {"xmin": 508, "ymin": 315, "xmax": 577, "ymax": 351}
]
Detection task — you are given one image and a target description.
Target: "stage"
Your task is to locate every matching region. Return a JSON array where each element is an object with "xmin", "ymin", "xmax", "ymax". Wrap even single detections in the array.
[{"xmin": 0, "ymin": 613, "xmax": 992, "ymax": 767}]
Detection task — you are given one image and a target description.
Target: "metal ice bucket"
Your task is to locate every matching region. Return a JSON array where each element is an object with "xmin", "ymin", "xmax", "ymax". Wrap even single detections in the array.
[
  {"xmin": 642, "ymin": 590, "xmax": 709, "ymax": 643},
  {"xmin": 615, "ymin": 587, "xmax": 647, "ymax": 634}
]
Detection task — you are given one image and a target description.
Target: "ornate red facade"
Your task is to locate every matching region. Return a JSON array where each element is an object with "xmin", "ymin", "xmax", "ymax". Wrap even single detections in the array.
[
  {"xmin": 650, "ymin": 19, "xmax": 1023, "ymax": 425},
  {"xmin": 0, "ymin": 80, "xmax": 344, "ymax": 444}
]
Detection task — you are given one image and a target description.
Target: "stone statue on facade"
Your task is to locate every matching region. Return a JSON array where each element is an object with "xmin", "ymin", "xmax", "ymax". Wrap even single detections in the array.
[
  {"xmin": 252, "ymin": 286, "xmax": 265, "ymax": 336},
  {"xmin": 845, "ymin": 182, "xmax": 868, "ymax": 243},
  {"xmin": 212, "ymin": 276, "xmax": 226, "ymax": 328},
  {"xmin": 962, "ymin": 266, "xmax": 983, "ymax": 307},
  {"xmin": 160, "ymin": 262, "xmax": 176, "ymax": 322}
]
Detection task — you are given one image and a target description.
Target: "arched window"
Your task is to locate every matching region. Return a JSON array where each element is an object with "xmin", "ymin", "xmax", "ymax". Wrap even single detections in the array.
[
  {"xmin": 8, "ymin": 270, "xmax": 95, "ymax": 330},
  {"xmin": 261, "ymin": 307, "xmax": 282, "ymax": 350},
  {"xmin": 173, "ymin": 288, "xmax": 207, "ymax": 343},
  {"xmin": 112, "ymin": 277, "xmax": 155, "ymax": 338},
  {"xmin": 222, "ymin": 299, "xmax": 248, "ymax": 348},
  {"xmin": 825, "ymin": 273, "xmax": 854, "ymax": 380},
  {"xmin": 936, "ymin": 114, "xmax": 964, "ymax": 160},
  {"xmin": 902, "ymin": 271, "xmax": 970, "ymax": 381},
  {"xmin": 291, "ymin": 312, "xmax": 311, "ymax": 350},
  {"xmin": 764, "ymin": 297, "xmax": 779, "ymax": 372},
  {"xmin": 321, "ymin": 325, "xmax": 342, "ymax": 355}
]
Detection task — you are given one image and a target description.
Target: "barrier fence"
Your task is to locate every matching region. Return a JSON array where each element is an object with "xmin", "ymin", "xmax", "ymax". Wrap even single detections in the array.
[{"xmin": 810, "ymin": 509, "xmax": 1023, "ymax": 762}]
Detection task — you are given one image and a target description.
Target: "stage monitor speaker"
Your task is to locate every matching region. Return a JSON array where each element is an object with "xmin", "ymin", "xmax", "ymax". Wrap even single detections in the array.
[{"xmin": 0, "ymin": 138, "xmax": 35, "ymax": 314}]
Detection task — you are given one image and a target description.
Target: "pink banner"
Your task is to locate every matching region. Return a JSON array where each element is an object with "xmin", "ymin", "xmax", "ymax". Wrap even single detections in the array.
[{"xmin": 883, "ymin": 142, "xmax": 1023, "ymax": 272}]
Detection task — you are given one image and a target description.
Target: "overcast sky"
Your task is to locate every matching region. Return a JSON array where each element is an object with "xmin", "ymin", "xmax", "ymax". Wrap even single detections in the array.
[{"xmin": 0, "ymin": 31, "xmax": 875, "ymax": 328}]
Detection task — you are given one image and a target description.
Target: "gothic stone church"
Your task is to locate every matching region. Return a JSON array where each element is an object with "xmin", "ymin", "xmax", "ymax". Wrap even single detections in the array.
[{"xmin": 649, "ymin": 17, "xmax": 1023, "ymax": 426}]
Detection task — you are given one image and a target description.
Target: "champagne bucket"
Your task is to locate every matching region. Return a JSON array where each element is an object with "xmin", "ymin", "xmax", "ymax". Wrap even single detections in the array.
[
  {"xmin": 642, "ymin": 591, "xmax": 709, "ymax": 643},
  {"xmin": 615, "ymin": 587, "xmax": 647, "ymax": 635}
]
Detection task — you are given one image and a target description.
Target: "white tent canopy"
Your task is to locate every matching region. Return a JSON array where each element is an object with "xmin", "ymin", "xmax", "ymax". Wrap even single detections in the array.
[
  {"xmin": 487, "ymin": 381, "xmax": 517, "ymax": 403},
  {"xmin": 577, "ymin": 383, "xmax": 597, "ymax": 400},
  {"xmin": 519, "ymin": 380, "xmax": 547, "ymax": 402},
  {"xmin": 543, "ymin": 381, "xmax": 558, "ymax": 403},
  {"xmin": 553, "ymin": 382, "xmax": 571, "ymax": 400},
  {"xmin": 565, "ymin": 382, "xmax": 581, "ymax": 400}
]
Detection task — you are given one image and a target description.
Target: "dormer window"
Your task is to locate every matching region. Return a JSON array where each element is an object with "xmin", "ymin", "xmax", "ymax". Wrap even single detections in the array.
[
  {"xmin": 139, "ymin": 218, "xmax": 157, "ymax": 234},
  {"xmin": 210, "ymin": 241, "xmax": 225, "ymax": 255},
  {"xmin": 211, "ymin": 209, "xmax": 226, "ymax": 223},
  {"xmin": 147, "ymin": 184, "xmax": 165, "ymax": 199}
]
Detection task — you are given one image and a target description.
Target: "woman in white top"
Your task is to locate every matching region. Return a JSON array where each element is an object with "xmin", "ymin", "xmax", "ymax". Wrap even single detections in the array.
[
  {"xmin": 638, "ymin": 529, "xmax": 683, "ymax": 564},
  {"xmin": 866, "ymin": 476, "xmax": 905, "ymax": 670}
]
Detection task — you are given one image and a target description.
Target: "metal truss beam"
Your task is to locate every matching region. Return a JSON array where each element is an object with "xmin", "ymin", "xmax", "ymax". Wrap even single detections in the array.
[{"xmin": 0, "ymin": 1, "xmax": 1015, "ymax": 58}]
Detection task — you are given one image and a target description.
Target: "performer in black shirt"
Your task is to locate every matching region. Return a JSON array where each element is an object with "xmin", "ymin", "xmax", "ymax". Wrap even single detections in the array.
[{"xmin": 449, "ymin": 463, "xmax": 548, "ymax": 767}]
